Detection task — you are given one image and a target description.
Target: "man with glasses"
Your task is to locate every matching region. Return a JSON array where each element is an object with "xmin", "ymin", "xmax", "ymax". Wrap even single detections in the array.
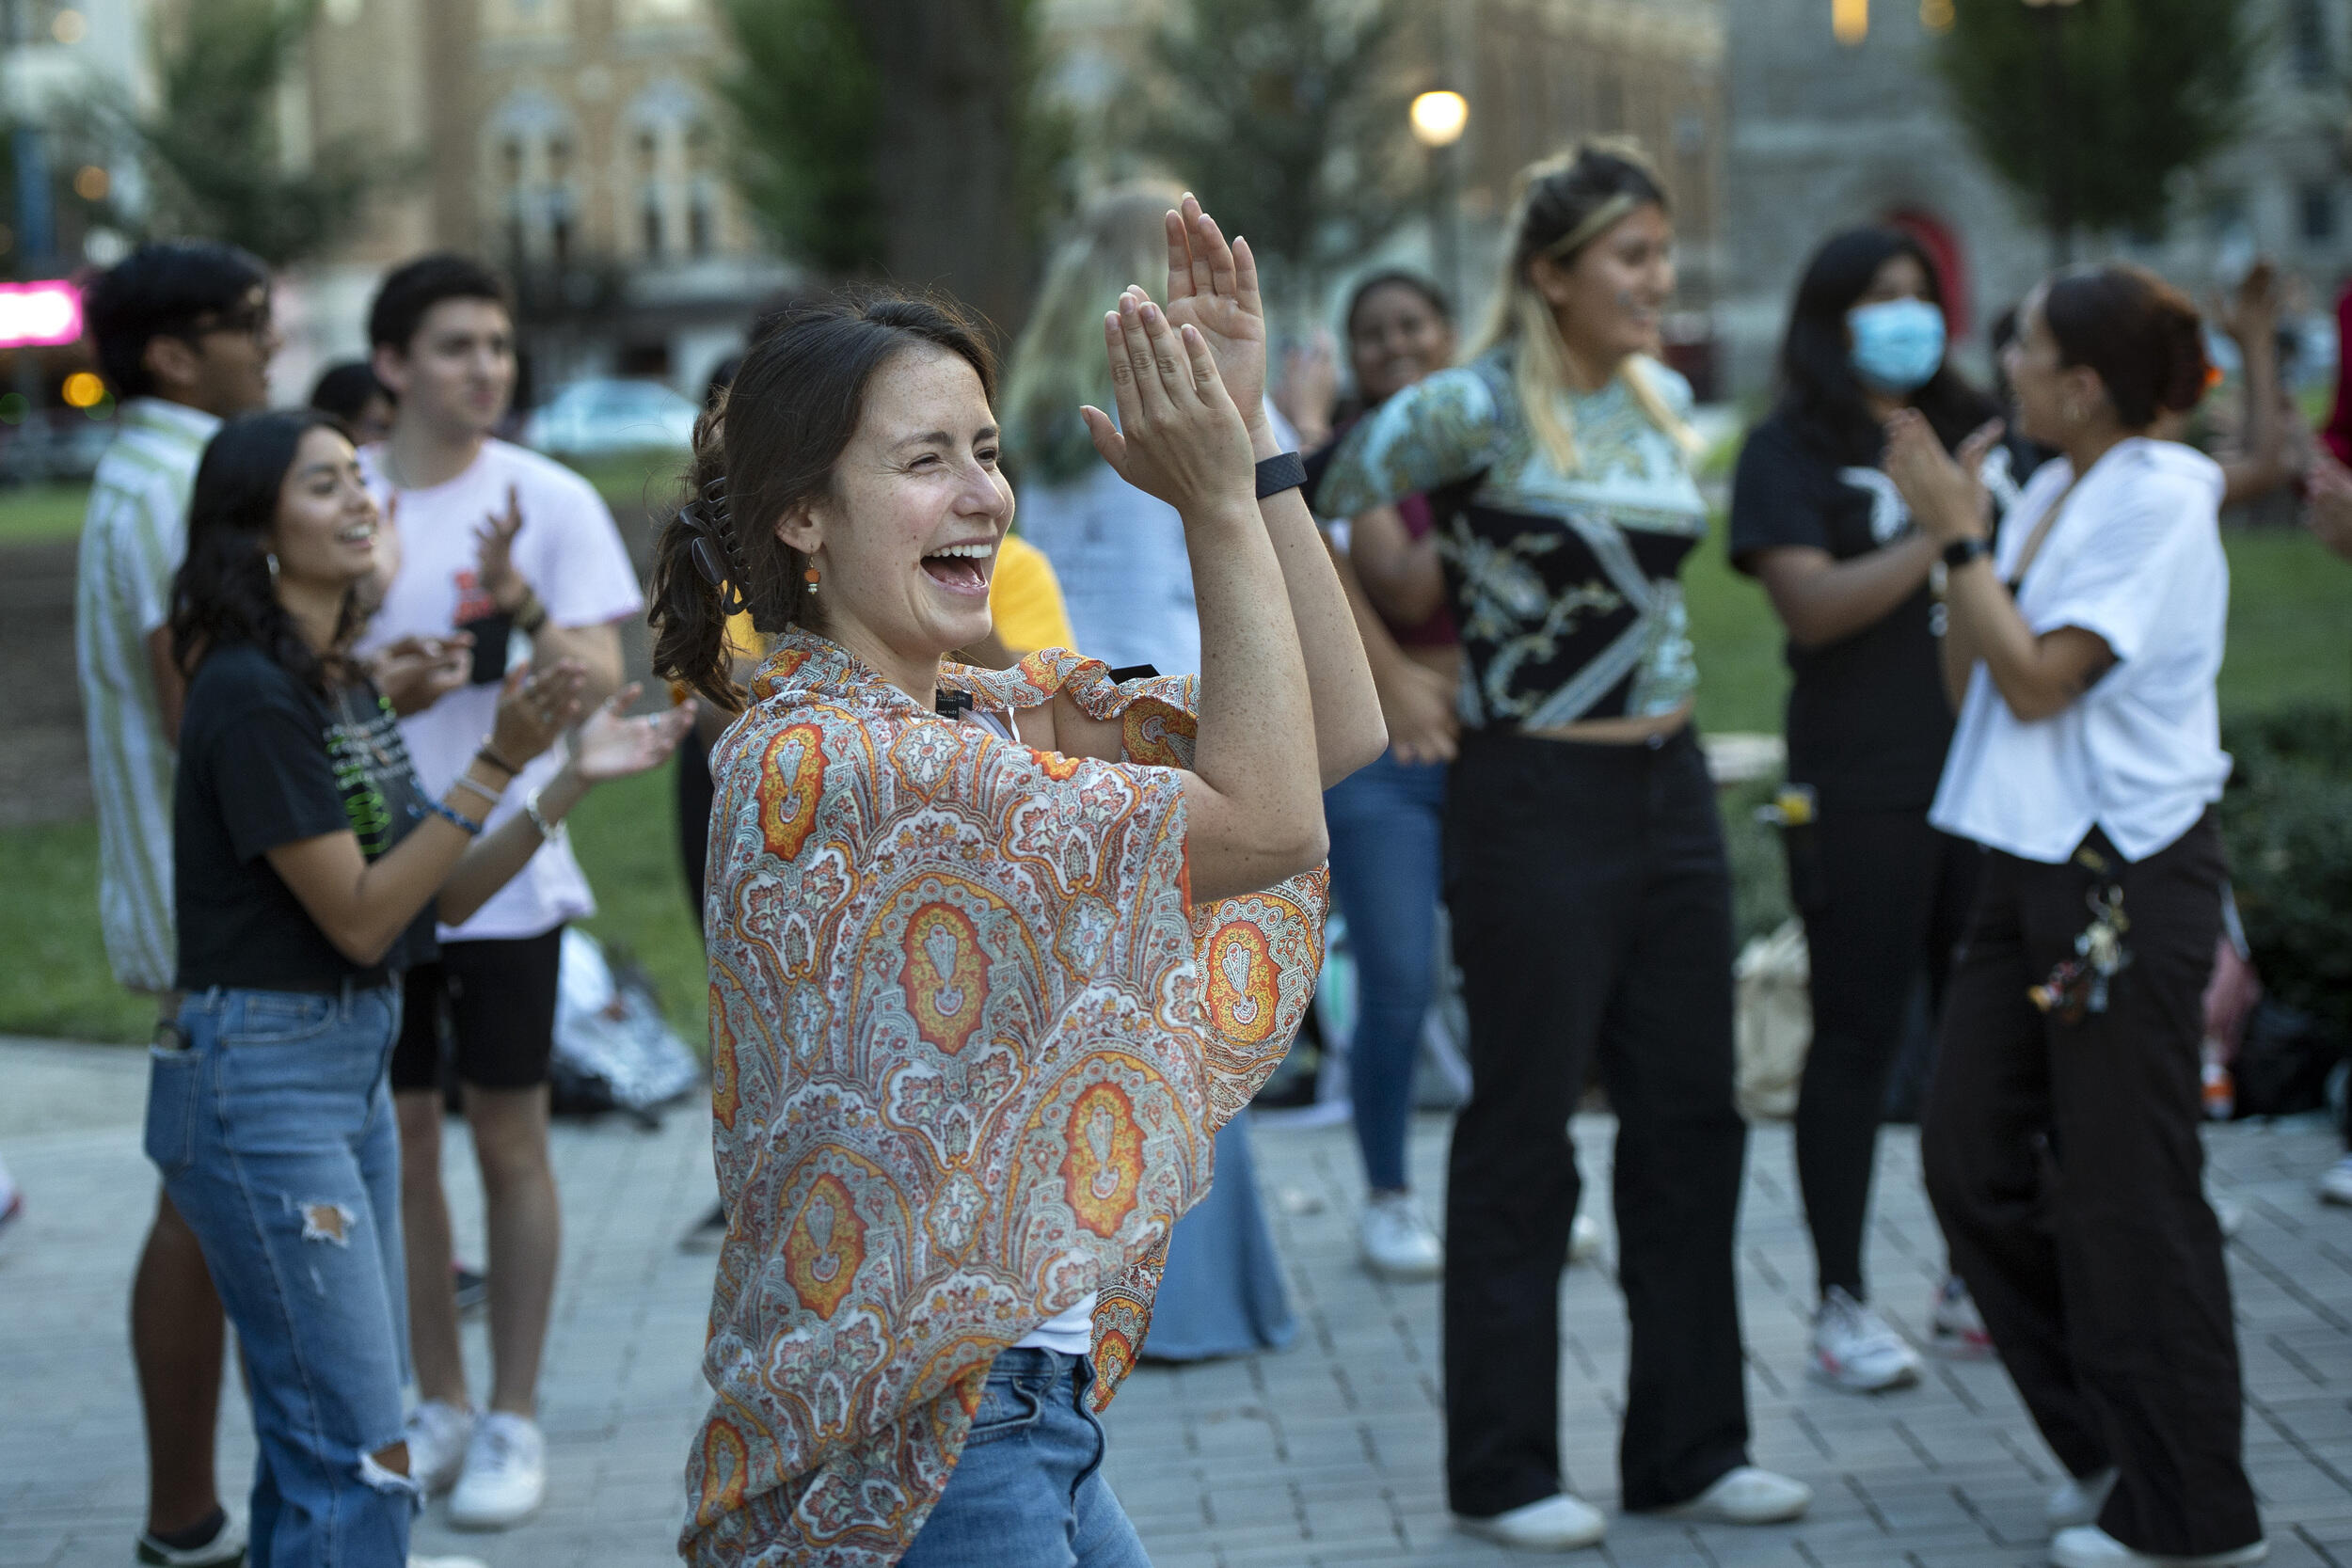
[{"xmin": 80, "ymin": 239, "xmax": 274, "ymax": 1568}]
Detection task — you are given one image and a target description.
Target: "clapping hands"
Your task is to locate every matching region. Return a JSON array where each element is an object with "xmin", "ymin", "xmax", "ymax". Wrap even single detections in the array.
[
  {"xmin": 570, "ymin": 684, "xmax": 697, "ymax": 783},
  {"xmin": 1883, "ymin": 411, "xmax": 2005, "ymax": 545}
]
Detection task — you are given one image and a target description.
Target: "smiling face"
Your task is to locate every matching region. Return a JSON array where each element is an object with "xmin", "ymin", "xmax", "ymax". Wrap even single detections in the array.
[
  {"xmin": 777, "ymin": 344, "xmax": 1012, "ymax": 686},
  {"xmin": 1348, "ymin": 281, "xmax": 1456, "ymax": 404},
  {"xmin": 1530, "ymin": 201, "xmax": 1677, "ymax": 373},
  {"xmin": 373, "ymin": 296, "xmax": 516, "ymax": 442},
  {"xmin": 2001, "ymin": 285, "xmax": 2106, "ymax": 448},
  {"xmin": 268, "ymin": 425, "xmax": 383, "ymax": 595}
]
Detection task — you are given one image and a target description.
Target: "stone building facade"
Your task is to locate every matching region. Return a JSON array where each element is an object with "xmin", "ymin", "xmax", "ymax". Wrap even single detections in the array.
[
  {"xmin": 1720, "ymin": 0, "xmax": 2352, "ymax": 402},
  {"xmin": 251, "ymin": 0, "xmax": 783, "ymax": 402}
]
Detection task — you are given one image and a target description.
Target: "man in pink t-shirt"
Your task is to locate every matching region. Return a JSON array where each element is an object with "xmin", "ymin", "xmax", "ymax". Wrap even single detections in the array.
[{"xmin": 356, "ymin": 255, "xmax": 644, "ymax": 1528}]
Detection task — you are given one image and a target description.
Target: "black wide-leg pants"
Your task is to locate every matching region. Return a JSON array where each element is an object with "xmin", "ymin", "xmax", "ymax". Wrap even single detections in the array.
[
  {"xmin": 1924, "ymin": 816, "xmax": 2262, "ymax": 1557},
  {"xmin": 1441, "ymin": 728, "xmax": 1753, "ymax": 1518}
]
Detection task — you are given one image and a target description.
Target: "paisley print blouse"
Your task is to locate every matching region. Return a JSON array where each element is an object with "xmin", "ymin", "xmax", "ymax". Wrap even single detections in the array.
[
  {"xmin": 1313, "ymin": 347, "xmax": 1708, "ymax": 730},
  {"xmin": 682, "ymin": 631, "xmax": 1327, "ymax": 1567}
]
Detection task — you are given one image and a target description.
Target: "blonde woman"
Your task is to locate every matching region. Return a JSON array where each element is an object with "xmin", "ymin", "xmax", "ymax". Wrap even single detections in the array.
[{"xmin": 1315, "ymin": 142, "xmax": 1810, "ymax": 1550}]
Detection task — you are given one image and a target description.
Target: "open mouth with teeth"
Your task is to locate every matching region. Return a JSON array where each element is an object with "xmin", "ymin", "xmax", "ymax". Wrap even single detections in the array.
[
  {"xmin": 336, "ymin": 521, "xmax": 377, "ymax": 546},
  {"xmin": 920, "ymin": 540, "xmax": 995, "ymax": 594}
]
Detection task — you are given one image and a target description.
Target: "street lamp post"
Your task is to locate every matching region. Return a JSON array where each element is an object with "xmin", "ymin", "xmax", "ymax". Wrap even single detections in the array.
[
  {"xmin": 2024, "ymin": 0, "xmax": 2083, "ymax": 267},
  {"xmin": 1410, "ymin": 89, "xmax": 1469, "ymax": 307}
]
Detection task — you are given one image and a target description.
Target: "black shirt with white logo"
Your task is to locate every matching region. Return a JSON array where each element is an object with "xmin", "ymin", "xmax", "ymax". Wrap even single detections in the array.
[{"xmin": 175, "ymin": 641, "xmax": 438, "ymax": 990}]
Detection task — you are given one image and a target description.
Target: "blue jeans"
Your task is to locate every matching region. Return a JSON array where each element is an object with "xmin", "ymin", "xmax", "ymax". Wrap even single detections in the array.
[
  {"xmin": 1324, "ymin": 751, "xmax": 1448, "ymax": 1192},
  {"xmin": 900, "ymin": 1349, "xmax": 1151, "ymax": 1568},
  {"xmin": 148, "ymin": 985, "xmax": 415, "ymax": 1567}
]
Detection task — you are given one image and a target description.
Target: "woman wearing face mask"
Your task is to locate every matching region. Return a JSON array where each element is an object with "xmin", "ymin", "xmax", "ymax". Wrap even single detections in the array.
[
  {"xmin": 1315, "ymin": 140, "xmax": 1811, "ymax": 1551},
  {"xmin": 1296, "ymin": 270, "xmax": 1465, "ymax": 1279},
  {"xmin": 1727, "ymin": 229, "xmax": 2010, "ymax": 1392},
  {"xmin": 1885, "ymin": 263, "xmax": 2264, "ymax": 1568},
  {"xmin": 152, "ymin": 410, "xmax": 689, "ymax": 1565}
]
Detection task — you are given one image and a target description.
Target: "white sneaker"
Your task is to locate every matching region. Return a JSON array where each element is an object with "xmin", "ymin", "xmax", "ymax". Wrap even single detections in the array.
[
  {"xmin": 1456, "ymin": 1493, "xmax": 1608, "ymax": 1551},
  {"xmin": 2048, "ymin": 1467, "xmax": 2119, "ymax": 1532},
  {"xmin": 1359, "ymin": 1192, "xmax": 1442, "ymax": 1281},
  {"xmin": 1810, "ymin": 1287, "xmax": 1922, "ymax": 1392},
  {"xmin": 1568, "ymin": 1210, "xmax": 1604, "ymax": 1264},
  {"xmin": 446, "ymin": 1410, "xmax": 547, "ymax": 1529},
  {"xmin": 2050, "ymin": 1525, "xmax": 2267, "ymax": 1568},
  {"xmin": 133, "ymin": 1513, "xmax": 246, "ymax": 1566},
  {"xmin": 2316, "ymin": 1154, "xmax": 2352, "ymax": 1207},
  {"xmin": 1661, "ymin": 1466, "xmax": 1813, "ymax": 1524},
  {"xmin": 402, "ymin": 1399, "xmax": 475, "ymax": 1497},
  {"xmin": 1930, "ymin": 1274, "xmax": 1995, "ymax": 1359},
  {"xmin": 409, "ymin": 1557, "xmax": 491, "ymax": 1568}
]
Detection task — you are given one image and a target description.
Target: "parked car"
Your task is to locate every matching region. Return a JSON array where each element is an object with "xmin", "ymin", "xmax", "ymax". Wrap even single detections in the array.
[{"xmin": 521, "ymin": 377, "xmax": 698, "ymax": 456}]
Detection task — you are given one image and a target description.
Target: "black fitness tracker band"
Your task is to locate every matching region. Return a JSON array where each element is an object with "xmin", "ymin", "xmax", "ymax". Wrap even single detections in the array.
[
  {"xmin": 1254, "ymin": 451, "xmax": 1306, "ymax": 499},
  {"xmin": 1942, "ymin": 536, "xmax": 1991, "ymax": 570}
]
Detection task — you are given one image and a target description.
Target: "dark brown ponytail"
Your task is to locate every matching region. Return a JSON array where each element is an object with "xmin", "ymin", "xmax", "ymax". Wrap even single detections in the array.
[
  {"xmin": 2041, "ymin": 262, "xmax": 2211, "ymax": 431},
  {"xmin": 649, "ymin": 290, "xmax": 999, "ymax": 712}
]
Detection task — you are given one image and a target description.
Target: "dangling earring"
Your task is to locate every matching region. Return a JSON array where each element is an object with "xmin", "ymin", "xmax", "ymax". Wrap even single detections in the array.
[
  {"xmin": 803, "ymin": 564, "xmax": 820, "ymax": 595},
  {"xmin": 265, "ymin": 552, "xmax": 280, "ymax": 583}
]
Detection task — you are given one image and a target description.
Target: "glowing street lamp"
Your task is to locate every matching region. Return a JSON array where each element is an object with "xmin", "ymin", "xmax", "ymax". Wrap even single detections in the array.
[
  {"xmin": 1409, "ymin": 90, "xmax": 1469, "ymax": 149},
  {"xmin": 1409, "ymin": 90, "xmax": 1468, "ymax": 306}
]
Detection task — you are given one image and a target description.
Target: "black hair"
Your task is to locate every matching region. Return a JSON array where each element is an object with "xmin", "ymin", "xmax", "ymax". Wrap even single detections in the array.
[
  {"xmin": 649, "ymin": 290, "xmax": 1000, "ymax": 712},
  {"xmin": 1772, "ymin": 227, "xmax": 1997, "ymax": 467},
  {"xmin": 170, "ymin": 410, "xmax": 362, "ymax": 695},
  {"xmin": 2040, "ymin": 262, "xmax": 2211, "ymax": 429},
  {"xmin": 367, "ymin": 253, "xmax": 510, "ymax": 354},
  {"xmin": 1344, "ymin": 270, "xmax": 1452, "ymax": 338},
  {"xmin": 309, "ymin": 360, "xmax": 389, "ymax": 422},
  {"xmin": 84, "ymin": 240, "xmax": 271, "ymax": 400}
]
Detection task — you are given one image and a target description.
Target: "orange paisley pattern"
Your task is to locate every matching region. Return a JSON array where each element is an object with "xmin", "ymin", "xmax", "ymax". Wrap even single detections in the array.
[{"xmin": 682, "ymin": 633, "xmax": 1326, "ymax": 1568}]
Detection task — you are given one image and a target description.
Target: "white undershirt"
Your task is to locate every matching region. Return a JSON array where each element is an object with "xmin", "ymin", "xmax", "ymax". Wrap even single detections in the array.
[{"xmin": 961, "ymin": 703, "xmax": 1099, "ymax": 1355}]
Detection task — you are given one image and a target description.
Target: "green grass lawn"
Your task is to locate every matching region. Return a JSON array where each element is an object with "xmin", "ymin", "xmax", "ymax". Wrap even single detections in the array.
[
  {"xmin": 0, "ymin": 482, "xmax": 92, "ymax": 546},
  {"xmin": 5, "ymin": 526, "xmax": 2346, "ymax": 1047}
]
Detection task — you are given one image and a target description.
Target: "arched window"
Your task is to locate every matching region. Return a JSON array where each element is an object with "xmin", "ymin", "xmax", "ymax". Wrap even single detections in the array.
[
  {"xmin": 623, "ymin": 79, "xmax": 712, "ymax": 263},
  {"xmin": 485, "ymin": 90, "xmax": 580, "ymax": 271}
]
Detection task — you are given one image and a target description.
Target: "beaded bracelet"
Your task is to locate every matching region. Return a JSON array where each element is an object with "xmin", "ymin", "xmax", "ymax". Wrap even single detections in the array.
[
  {"xmin": 425, "ymin": 799, "xmax": 485, "ymax": 836},
  {"xmin": 523, "ymin": 789, "xmax": 566, "ymax": 845}
]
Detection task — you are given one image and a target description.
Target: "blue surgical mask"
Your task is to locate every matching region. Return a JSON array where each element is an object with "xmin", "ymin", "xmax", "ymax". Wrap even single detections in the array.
[{"xmin": 1849, "ymin": 297, "xmax": 1947, "ymax": 392}]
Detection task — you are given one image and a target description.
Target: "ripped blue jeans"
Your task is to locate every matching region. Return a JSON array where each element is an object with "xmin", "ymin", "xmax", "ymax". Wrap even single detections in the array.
[{"xmin": 149, "ymin": 984, "xmax": 414, "ymax": 1566}]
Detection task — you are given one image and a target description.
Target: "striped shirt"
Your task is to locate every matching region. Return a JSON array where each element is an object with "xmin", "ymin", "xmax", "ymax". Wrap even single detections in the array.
[{"xmin": 75, "ymin": 398, "xmax": 218, "ymax": 992}]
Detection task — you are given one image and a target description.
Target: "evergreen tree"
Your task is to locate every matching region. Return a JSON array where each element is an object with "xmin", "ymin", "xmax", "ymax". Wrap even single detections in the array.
[
  {"xmin": 124, "ymin": 0, "xmax": 389, "ymax": 267},
  {"xmin": 1134, "ymin": 0, "xmax": 1415, "ymax": 307},
  {"xmin": 714, "ymin": 0, "xmax": 1067, "ymax": 332},
  {"xmin": 1933, "ymin": 0, "xmax": 2258, "ymax": 261}
]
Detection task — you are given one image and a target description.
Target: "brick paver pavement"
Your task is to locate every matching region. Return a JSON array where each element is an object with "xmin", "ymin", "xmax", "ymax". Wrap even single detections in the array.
[{"xmin": 3, "ymin": 1034, "xmax": 2346, "ymax": 1567}]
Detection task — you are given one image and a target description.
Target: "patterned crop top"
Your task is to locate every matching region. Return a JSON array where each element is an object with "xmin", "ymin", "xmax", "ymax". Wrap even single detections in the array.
[{"xmin": 1314, "ymin": 347, "xmax": 1708, "ymax": 731}]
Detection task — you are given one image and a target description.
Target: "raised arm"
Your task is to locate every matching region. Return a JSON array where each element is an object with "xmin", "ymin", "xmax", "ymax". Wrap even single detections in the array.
[
  {"xmin": 1081, "ymin": 293, "xmax": 1325, "ymax": 902},
  {"xmin": 1159, "ymin": 196, "xmax": 1384, "ymax": 784},
  {"xmin": 1883, "ymin": 412, "xmax": 2113, "ymax": 721}
]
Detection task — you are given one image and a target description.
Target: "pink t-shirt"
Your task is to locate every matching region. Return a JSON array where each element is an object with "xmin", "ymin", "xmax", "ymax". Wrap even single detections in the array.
[{"xmin": 356, "ymin": 438, "xmax": 644, "ymax": 941}]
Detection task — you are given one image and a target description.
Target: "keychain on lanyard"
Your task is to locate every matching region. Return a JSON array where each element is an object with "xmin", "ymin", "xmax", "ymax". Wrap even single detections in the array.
[{"xmin": 2029, "ymin": 845, "xmax": 2133, "ymax": 1022}]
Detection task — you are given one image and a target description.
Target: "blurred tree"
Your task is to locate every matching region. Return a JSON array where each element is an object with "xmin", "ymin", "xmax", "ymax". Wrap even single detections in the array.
[
  {"xmin": 1934, "ymin": 0, "xmax": 2257, "ymax": 264},
  {"xmin": 715, "ymin": 0, "xmax": 1069, "ymax": 336},
  {"xmin": 712, "ymin": 0, "xmax": 882, "ymax": 277},
  {"xmin": 120, "ymin": 0, "xmax": 391, "ymax": 267},
  {"xmin": 1133, "ymin": 0, "xmax": 1415, "ymax": 308}
]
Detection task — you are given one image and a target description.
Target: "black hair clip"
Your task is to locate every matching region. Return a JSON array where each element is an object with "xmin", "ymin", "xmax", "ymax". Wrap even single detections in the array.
[{"xmin": 680, "ymin": 478, "xmax": 747, "ymax": 615}]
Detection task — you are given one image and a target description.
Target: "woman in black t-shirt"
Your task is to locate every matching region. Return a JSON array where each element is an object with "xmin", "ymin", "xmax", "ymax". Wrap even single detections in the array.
[
  {"xmin": 151, "ymin": 410, "xmax": 690, "ymax": 1565},
  {"xmin": 1728, "ymin": 228, "xmax": 2009, "ymax": 1396}
]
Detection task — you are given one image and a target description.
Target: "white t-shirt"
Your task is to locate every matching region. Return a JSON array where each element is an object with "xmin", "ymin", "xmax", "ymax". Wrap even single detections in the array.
[
  {"xmin": 950, "ymin": 705, "xmax": 1101, "ymax": 1354},
  {"xmin": 356, "ymin": 439, "xmax": 645, "ymax": 941},
  {"xmin": 1930, "ymin": 437, "xmax": 2231, "ymax": 864}
]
